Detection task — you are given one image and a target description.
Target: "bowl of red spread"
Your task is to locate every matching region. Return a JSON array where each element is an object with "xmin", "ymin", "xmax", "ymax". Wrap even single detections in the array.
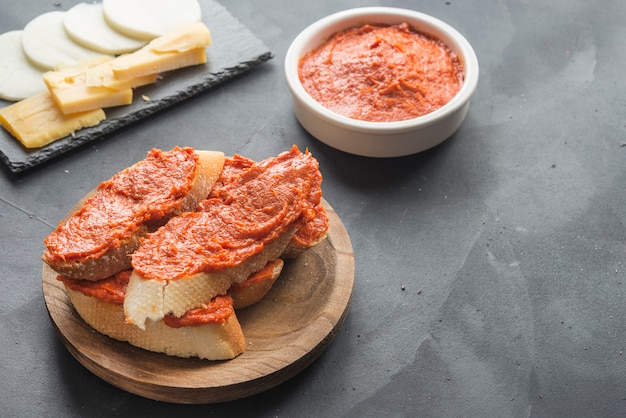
[{"xmin": 285, "ymin": 7, "xmax": 479, "ymax": 157}]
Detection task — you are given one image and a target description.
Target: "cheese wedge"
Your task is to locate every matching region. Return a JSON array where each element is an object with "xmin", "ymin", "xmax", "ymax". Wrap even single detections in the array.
[
  {"xmin": 85, "ymin": 60, "xmax": 158, "ymax": 90},
  {"xmin": 62, "ymin": 56, "xmax": 159, "ymax": 91},
  {"xmin": 0, "ymin": 92, "xmax": 105, "ymax": 148},
  {"xmin": 111, "ymin": 22, "xmax": 210, "ymax": 81},
  {"xmin": 44, "ymin": 56, "xmax": 158, "ymax": 114},
  {"xmin": 44, "ymin": 67, "xmax": 133, "ymax": 114}
]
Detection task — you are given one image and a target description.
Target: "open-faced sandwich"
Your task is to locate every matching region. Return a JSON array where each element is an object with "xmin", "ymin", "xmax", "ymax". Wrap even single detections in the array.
[{"xmin": 45, "ymin": 146, "xmax": 329, "ymax": 360}]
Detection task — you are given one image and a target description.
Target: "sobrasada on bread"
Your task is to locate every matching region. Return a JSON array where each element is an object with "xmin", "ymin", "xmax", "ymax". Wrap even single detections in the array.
[
  {"xmin": 124, "ymin": 146, "xmax": 325, "ymax": 329},
  {"xmin": 42, "ymin": 147, "xmax": 225, "ymax": 281},
  {"xmin": 44, "ymin": 146, "xmax": 329, "ymax": 360}
]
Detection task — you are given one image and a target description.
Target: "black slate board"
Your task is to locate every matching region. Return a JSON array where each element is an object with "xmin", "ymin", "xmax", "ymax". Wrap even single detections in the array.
[{"xmin": 0, "ymin": 0, "xmax": 272, "ymax": 174}]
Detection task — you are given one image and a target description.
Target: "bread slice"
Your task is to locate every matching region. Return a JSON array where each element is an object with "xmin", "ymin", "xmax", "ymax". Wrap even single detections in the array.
[
  {"xmin": 230, "ymin": 259, "xmax": 284, "ymax": 309},
  {"xmin": 42, "ymin": 148, "xmax": 225, "ymax": 281},
  {"xmin": 124, "ymin": 225, "xmax": 297, "ymax": 329},
  {"xmin": 62, "ymin": 273, "xmax": 245, "ymax": 360}
]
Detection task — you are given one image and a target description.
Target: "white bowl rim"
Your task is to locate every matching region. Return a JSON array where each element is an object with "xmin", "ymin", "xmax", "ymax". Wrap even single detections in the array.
[{"xmin": 284, "ymin": 7, "xmax": 479, "ymax": 135}]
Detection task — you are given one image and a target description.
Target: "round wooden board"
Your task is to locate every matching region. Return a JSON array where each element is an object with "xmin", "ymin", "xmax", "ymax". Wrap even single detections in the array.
[{"xmin": 42, "ymin": 199, "xmax": 354, "ymax": 404}]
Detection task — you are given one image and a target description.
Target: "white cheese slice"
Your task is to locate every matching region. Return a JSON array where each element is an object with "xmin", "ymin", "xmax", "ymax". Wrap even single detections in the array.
[
  {"xmin": 64, "ymin": 3, "xmax": 147, "ymax": 55},
  {"xmin": 0, "ymin": 31, "xmax": 47, "ymax": 101},
  {"xmin": 22, "ymin": 11, "xmax": 110, "ymax": 71},
  {"xmin": 102, "ymin": 0, "xmax": 202, "ymax": 41}
]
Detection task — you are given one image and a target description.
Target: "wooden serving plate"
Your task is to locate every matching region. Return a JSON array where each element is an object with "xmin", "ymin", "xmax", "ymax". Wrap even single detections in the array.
[{"xmin": 42, "ymin": 199, "xmax": 354, "ymax": 404}]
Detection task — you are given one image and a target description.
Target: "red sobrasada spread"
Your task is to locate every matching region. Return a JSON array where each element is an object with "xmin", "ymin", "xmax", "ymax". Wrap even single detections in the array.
[
  {"xmin": 131, "ymin": 146, "xmax": 324, "ymax": 280},
  {"xmin": 60, "ymin": 270, "xmax": 131, "ymax": 305},
  {"xmin": 205, "ymin": 153, "xmax": 329, "ymax": 250},
  {"xmin": 298, "ymin": 22, "xmax": 464, "ymax": 122},
  {"xmin": 43, "ymin": 147, "xmax": 199, "ymax": 264},
  {"xmin": 162, "ymin": 295, "xmax": 235, "ymax": 328}
]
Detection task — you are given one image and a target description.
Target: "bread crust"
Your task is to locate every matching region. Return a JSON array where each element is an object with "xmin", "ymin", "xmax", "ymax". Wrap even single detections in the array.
[
  {"xmin": 64, "ymin": 284, "xmax": 246, "ymax": 360},
  {"xmin": 42, "ymin": 227, "xmax": 146, "ymax": 281},
  {"xmin": 42, "ymin": 149, "xmax": 225, "ymax": 281}
]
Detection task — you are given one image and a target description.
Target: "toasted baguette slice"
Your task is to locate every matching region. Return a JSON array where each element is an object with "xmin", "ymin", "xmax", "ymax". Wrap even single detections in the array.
[
  {"xmin": 124, "ymin": 225, "xmax": 297, "ymax": 329},
  {"xmin": 63, "ymin": 281, "xmax": 245, "ymax": 360},
  {"xmin": 42, "ymin": 148, "xmax": 225, "ymax": 281},
  {"xmin": 45, "ymin": 225, "xmax": 148, "ymax": 282},
  {"xmin": 230, "ymin": 259, "xmax": 284, "ymax": 310}
]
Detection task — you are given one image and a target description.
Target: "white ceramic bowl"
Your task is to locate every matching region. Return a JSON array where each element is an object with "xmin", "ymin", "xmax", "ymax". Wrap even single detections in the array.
[{"xmin": 284, "ymin": 7, "xmax": 479, "ymax": 157}]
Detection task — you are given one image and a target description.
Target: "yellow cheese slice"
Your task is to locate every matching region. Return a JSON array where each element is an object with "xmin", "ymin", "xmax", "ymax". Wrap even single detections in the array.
[
  {"xmin": 114, "ymin": 47, "xmax": 206, "ymax": 81},
  {"xmin": 44, "ymin": 66, "xmax": 133, "ymax": 115},
  {"xmin": 53, "ymin": 55, "xmax": 157, "ymax": 92},
  {"xmin": 0, "ymin": 92, "xmax": 105, "ymax": 149},
  {"xmin": 85, "ymin": 60, "xmax": 158, "ymax": 90},
  {"xmin": 149, "ymin": 22, "xmax": 211, "ymax": 52},
  {"xmin": 111, "ymin": 22, "xmax": 210, "ymax": 81}
]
